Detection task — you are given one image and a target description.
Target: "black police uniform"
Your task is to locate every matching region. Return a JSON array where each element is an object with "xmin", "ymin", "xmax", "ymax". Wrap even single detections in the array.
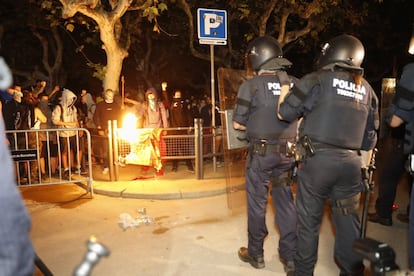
[
  {"xmin": 370, "ymin": 124, "xmax": 410, "ymax": 225},
  {"xmin": 233, "ymin": 72, "xmax": 298, "ymax": 264},
  {"xmin": 389, "ymin": 62, "xmax": 414, "ymax": 270},
  {"xmin": 279, "ymin": 68, "xmax": 379, "ymax": 275},
  {"xmin": 391, "ymin": 63, "xmax": 414, "ymax": 156}
]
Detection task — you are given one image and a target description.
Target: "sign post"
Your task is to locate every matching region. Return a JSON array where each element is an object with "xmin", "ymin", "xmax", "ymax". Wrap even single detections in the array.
[{"xmin": 197, "ymin": 8, "xmax": 227, "ymax": 171}]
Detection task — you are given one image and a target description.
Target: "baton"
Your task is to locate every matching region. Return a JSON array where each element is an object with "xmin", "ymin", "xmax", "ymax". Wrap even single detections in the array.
[
  {"xmin": 35, "ymin": 253, "xmax": 53, "ymax": 276},
  {"xmin": 360, "ymin": 148, "xmax": 378, "ymax": 238}
]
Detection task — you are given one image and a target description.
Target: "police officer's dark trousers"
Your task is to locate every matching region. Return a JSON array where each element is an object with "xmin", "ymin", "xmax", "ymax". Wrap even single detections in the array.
[
  {"xmin": 294, "ymin": 149, "xmax": 364, "ymax": 276},
  {"xmin": 375, "ymin": 135, "xmax": 411, "ymax": 218},
  {"xmin": 409, "ymin": 178, "xmax": 414, "ymax": 269},
  {"xmin": 245, "ymin": 147, "xmax": 297, "ymax": 261}
]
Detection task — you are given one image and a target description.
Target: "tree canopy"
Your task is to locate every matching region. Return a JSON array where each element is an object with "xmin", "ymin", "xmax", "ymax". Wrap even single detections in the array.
[{"xmin": 0, "ymin": 0, "xmax": 413, "ymax": 97}]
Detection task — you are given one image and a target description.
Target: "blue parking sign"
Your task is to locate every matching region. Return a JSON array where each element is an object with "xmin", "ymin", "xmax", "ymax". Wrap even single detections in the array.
[{"xmin": 197, "ymin": 8, "xmax": 227, "ymax": 45}]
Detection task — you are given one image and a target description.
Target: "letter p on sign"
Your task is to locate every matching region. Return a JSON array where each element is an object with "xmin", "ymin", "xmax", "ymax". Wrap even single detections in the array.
[{"xmin": 204, "ymin": 13, "xmax": 222, "ymax": 35}]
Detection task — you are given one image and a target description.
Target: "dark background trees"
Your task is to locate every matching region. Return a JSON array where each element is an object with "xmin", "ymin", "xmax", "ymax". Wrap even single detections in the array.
[{"xmin": 0, "ymin": 0, "xmax": 413, "ymax": 98}]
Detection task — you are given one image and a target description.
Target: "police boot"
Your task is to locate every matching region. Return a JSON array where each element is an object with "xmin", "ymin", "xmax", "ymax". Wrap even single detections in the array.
[
  {"xmin": 339, "ymin": 264, "xmax": 365, "ymax": 276},
  {"xmin": 280, "ymin": 258, "xmax": 295, "ymax": 276},
  {"xmin": 238, "ymin": 247, "xmax": 265, "ymax": 269}
]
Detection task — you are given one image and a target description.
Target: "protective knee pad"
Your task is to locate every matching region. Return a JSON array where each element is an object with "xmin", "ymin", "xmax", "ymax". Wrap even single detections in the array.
[{"xmin": 329, "ymin": 194, "xmax": 361, "ymax": 215}]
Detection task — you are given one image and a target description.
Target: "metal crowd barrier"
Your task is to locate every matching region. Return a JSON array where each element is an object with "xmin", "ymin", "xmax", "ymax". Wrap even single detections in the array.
[{"xmin": 5, "ymin": 128, "xmax": 93, "ymax": 197}]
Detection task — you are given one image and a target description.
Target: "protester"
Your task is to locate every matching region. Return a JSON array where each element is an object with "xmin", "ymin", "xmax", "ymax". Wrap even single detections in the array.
[
  {"xmin": 80, "ymin": 89, "xmax": 96, "ymax": 130},
  {"xmin": 137, "ymin": 88, "xmax": 169, "ymax": 176},
  {"xmin": 169, "ymin": 90, "xmax": 194, "ymax": 172},
  {"xmin": 22, "ymin": 90, "xmax": 47, "ymax": 182},
  {"xmin": 140, "ymin": 88, "xmax": 169, "ymax": 129},
  {"xmin": 3, "ymin": 86, "xmax": 31, "ymax": 183},
  {"xmin": 31, "ymin": 79, "xmax": 47, "ymax": 97},
  {"xmin": 3, "ymin": 86, "xmax": 25, "ymax": 135},
  {"xmin": 93, "ymin": 88, "xmax": 122, "ymax": 174},
  {"xmin": 37, "ymin": 92, "xmax": 58, "ymax": 179},
  {"xmin": 52, "ymin": 88, "xmax": 82, "ymax": 179}
]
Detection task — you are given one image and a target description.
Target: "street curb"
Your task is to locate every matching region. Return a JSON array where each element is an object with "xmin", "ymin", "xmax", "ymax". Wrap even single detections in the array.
[{"xmin": 91, "ymin": 182, "xmax": 245, "ymax": 200}]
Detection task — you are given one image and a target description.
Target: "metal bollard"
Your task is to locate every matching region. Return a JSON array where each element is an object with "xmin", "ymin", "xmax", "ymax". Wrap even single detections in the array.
[{"xmin": 194, "ymin": 118, "xmax": 204, "ymax": 179}]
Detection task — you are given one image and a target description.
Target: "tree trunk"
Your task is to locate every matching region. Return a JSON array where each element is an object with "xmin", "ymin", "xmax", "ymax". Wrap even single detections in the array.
[
  {"xmin": 103, "ymin": 46, "xmax": 125, "ymax": 93},
  {"xmin": 99, "ymin": 21, "xmax": 128, "ymax": 93},
  {"xmin": 58, "ymin": 0, "xmax": 131, "ymax": 94}
]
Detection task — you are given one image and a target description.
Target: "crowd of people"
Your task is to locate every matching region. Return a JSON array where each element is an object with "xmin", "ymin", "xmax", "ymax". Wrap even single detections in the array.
[
  {"xmin": 0, "ymin": 79, "xmax": 223, "ymax": 181},
  {"xmin": 0, "ymin": 82, "xmax": 90, "ymax": 182}
]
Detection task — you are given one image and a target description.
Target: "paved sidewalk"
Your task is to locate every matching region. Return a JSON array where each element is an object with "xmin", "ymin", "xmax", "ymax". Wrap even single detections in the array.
[{"xmin": 89, "ymin": 161, "xmax": 245, "ymax": 200}]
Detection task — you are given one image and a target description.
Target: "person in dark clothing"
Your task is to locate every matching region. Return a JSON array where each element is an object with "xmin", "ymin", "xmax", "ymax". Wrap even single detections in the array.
[
  {"xmin": 22, "ymin": 90, "xmax": 47, "ymax": 182},
  {"xmin": 233, "ymin": 36, "xmax": 298, "ymax": 275},
  {"xmin": 73, "ymin": 91, "xmax": 89, "ymax": 174},
  {"xmin": 3, "ymin": 88, "xmax": 29, "ymax": 182},
  {"xmin": 189, "ymin": 95, "xmax": 200, "ymax": 119},
  {"xmin": 37, "ymin": 92, "xmax": 58, "ymax": 178},
  {"xmin": 0, "ymin": 85, "xmax": 14, "ymax": 107},
  {"xmin": 368, "ymin": 124, "xmax": 412, "ymax": 226},
  {"xmin": 278, "ymin": 34, "xmax": 379, "ymax": 276},
  {"xmin": 3, "ymin": 87, "xmax": 26, "ymax": 135},
  {"xmin": 93, "ymin": 88, "xmax": 122, "ymax": 174},
  {"xmin": 169, "ymin": 90, "xmax": 194, "ymax": 172},
  {"xmin": 385, "ymin": 62, "xmax": 414, "ymax": 273},
  {"xmin": 199, "ymin": 96, "xmax": 213, "ymax": 156},
  {"xmin": 3, "ymin": 88, "xmax": 47, "ymax": 183},
  {"xmin": 199, "ymin": 96, "xmax": 212, "ymax": 127},
  {"xmin": 200, "ymin": 96, "xmax": 223, "ymax": 162}
]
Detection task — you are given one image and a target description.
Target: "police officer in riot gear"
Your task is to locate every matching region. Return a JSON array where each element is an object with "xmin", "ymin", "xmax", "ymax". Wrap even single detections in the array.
[
  {"xmin": 278, "ymin": 34, "xmax": 379, "ymax": 276},
  {"xmin": 386, "ymin": 62, "xmax": 414, "ymax": 274},
  {"xmin": 233, "ymin": 36, "xmax": 298, "ymax": 275}
]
